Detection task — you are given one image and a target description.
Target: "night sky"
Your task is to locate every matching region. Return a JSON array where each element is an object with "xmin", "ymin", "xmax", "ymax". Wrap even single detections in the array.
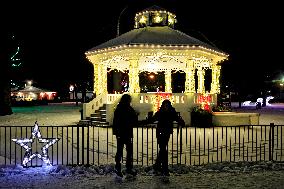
[{"xmin": 2, "ymin": 0, "xmax": 283, "ymax": 96}]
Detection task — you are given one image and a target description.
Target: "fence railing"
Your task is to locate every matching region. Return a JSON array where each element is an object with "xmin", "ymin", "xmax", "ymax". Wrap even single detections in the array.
[{"xmin": 0, "ymin": 123, "xmax": 283, "ymax": 167}]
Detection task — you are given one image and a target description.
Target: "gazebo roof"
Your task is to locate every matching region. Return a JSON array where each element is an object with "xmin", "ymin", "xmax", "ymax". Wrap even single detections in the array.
[
  {"xmin": 140, "ymin": 5, "xmax": 168, "ymax": 12},
  {"xmin": 87, "ymin": 26, "xmax": 225, "ymax": 54}
]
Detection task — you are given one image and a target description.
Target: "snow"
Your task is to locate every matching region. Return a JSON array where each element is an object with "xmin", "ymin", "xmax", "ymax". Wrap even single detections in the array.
[
  {"xmin": 231, "ymin": 102, "xmax": 284, "ymax": 125},
  {"xmin": 87, "ymin": 26, "xmax": 221, "ymax": 53},
  {"xmin": 0, "ymin": 102, "xmax": 82, "ymax": 126},
  {"xmin": 0, "ymin": 102, "xmax": 284, "ymax": 188}
]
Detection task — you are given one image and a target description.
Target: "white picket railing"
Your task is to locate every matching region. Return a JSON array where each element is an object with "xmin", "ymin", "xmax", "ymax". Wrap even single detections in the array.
[{"xmin": 82, "ymin": 93, "xmax": 107, "ymax": 119}]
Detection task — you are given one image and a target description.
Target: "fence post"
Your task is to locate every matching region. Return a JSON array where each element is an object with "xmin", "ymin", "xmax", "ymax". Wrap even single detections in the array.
[
  {"xmin": 87, "ymin": 125, "xmax": 90, "ymax": 166},
  {"xmin": 77, "ymin": 125, "xmax": 80, "ymax": 165},
  {"xmin": 180, "ymin": 125, "xmax": 182, "ymax": 165},
  {"xmin": 272, "ymin": 123, "xmax": 275, "ymax": 161},
  {"xmin": 269, "ymin": 123, "xmax": 275, "ymax": 161},
  {"xmin": 82, "ymin": 125, "xmax": 85, "ymax": 165}
]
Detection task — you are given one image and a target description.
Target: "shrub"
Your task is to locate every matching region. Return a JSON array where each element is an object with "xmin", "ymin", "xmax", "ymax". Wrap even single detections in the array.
[
  {"xmin": 190, "ymin": 106, "xmax": 212, "ymax": 128},
  {"xmin": 212, "ymin": 105, "xmax": 232, "ymax": 112}
]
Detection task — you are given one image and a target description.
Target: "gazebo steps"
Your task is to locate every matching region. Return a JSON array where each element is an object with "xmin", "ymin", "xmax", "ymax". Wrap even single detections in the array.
[
  {"xmin": 80, "ymin": 103, "xmax": 109, "ymax": 127},
  {"xmin": 95, "ymin": 121, "xmax": 110, "ymax": 127},
  {"xmin": 90, "ymin": 117, "xmax": 101, "ymax": 121},
  {"xmin": 91, "ymin": 113, "xmax": 100, "ymax": 117},
  {"xmin": 78, "ymin": 119, "xmax": 91, "ymax": 125}
]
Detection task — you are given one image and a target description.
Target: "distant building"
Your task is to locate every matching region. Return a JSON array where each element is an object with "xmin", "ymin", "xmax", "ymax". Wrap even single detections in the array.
[{"xmin": 11, "ymin": 83, "xmax": 57, "ymax": 102}]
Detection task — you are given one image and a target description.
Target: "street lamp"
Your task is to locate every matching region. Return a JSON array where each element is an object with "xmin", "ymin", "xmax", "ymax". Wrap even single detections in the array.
[
  {"xmin": 69, "ymin": 85, "xmax": 75, "ymax": 100},
  {"xmin": 69, "ymin": 85, "xmax": 74, "ymax": 92},
  {"xmin": 280, "ymin": 83, "xmax": 283, "ymax": 99}
]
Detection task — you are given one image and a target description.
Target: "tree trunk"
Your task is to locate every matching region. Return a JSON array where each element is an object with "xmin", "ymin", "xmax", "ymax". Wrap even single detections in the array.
[{"xmin": 0, "ymin": 80, "xmax": 13, "ymax": 116}]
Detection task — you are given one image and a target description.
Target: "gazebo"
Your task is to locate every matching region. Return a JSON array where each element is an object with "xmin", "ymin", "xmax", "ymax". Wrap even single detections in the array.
[
  {"xmin": 83, "ymin": 6, "xmax": 228, "ymax": 126},
  {"xmin": 11, "ymin": 82, "xmax": 57, "ymax": 101}
]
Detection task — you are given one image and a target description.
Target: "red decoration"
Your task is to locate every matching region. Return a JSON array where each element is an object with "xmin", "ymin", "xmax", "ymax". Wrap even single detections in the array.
[
  {"xmin": 155, "ymin": 92, "xmax": 172, "ymax": 111},
  {"xmin": 197, "ymin": 94, "xmax": 212, "ymax": 111}
]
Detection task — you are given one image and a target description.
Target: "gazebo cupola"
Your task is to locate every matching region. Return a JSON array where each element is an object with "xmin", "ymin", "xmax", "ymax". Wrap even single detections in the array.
[{"xmin": 134, "ymin": 6, "xmax": 177, "ymax": 29}]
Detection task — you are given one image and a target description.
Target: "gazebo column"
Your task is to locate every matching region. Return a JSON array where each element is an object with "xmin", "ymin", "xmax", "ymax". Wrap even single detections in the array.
[
  {"xmin": 165, "ymin": 70, "xmax": 172, "ymax": 93},
  {"xmin": 101, "ymin": 64, "xmax": 108, "ymax": 94},
  {"xmin": 128, "ymin": 58, "xmax": 140, "ymax": 93},
  {"xmin": 93, "ymin": 63, "xmax": 99, "ymax": 94},
  {"xmin": 197, "ymin": 68, "xmax": 205, "ymax": 94},
  {"xmin": 210, "ymin": 65, "xmax": 221, "ymax": 94},
  {"xmin": 95, "ymin": 63, "xmax": 108, "ymax": 95},
  {"xmin": 185, "ymin": 61, "xmax": 195, "ymax": 93}
]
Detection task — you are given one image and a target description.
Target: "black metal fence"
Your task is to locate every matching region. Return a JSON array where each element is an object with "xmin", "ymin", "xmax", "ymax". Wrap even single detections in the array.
[{"xmin": 0, "ymin": 123, "xmax": 283, "ymax": 167}]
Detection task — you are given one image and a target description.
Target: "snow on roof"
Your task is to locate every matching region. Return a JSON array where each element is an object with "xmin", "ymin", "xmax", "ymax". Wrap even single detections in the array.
[
  {"xmin": 18, "ymin": 86, "xmax": 55, "ymax": 93},
  {"xmin": 87, "ymin": 26, "xmax": 224, "ymax": 54}
]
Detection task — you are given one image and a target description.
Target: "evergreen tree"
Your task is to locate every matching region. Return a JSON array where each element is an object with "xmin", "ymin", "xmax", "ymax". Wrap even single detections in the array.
[{"xmin": 0, "ymin": 33, "xmax": 22, "ymax": 115}]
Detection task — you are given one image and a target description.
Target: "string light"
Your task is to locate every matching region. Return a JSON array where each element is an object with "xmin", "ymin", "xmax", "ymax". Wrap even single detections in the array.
[
  {"xmin": 134, "ymin": 8, "xmax": 176, "ymax": 29},
  {"xmin": 139, "ymin": 16, "xmax": 147, "ymax": 24},
  {"xmin": 153, "ymin": 15, "xmax": 163, "ymax": 23},
  {"xmin": 10, "ymin": 45, "xmax": 22, "ymax": 67},
  {"xmin": 12, "ymin": 121, "xmax": 59, "ymax": 167},
  {"xmin": 10, "ymin": 35, "xmax": 23, "ymax": 89},
  {"xmin": 168, "ymin": 17, "xmax": 175, "ymax": 25},
  {"xmin": 197, "ymin": 93, "xmax": 212, "ymax": 111}
]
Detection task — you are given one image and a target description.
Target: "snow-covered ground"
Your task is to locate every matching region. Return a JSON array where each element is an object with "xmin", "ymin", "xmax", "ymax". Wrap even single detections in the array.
[
  {"xmin": 231, "ymin": 102, "xmax": 284, "ymax": 125},
  {"xmin": 0, "ymin": 102, "xmax": 284, "ymax": 188},
  {"xmin": 0, "ymin": 102, "xmax": 82, "ymax": 126},
  {"xmin": 1, "ymin": 102, "xmax": 283, "ymax": 126},
  {"xmin": 1, "ymin": 161, "xmax": 284, "ymax": 188}
]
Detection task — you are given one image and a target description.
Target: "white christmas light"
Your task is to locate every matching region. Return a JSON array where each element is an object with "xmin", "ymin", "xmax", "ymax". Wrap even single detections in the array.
[{"xmin": 12, "ymin": 121, "xmax": 59, "ymax": 167}]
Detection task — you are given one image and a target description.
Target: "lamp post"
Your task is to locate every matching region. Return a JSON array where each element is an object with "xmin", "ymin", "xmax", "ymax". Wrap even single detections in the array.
[
  {"xmin": 280, "ymin": 83, "xmax": 283, "ymax": 99},
  {"xmin": 117, "ymin": 6, "xmax": 128, "ymax": 37},
  {"xmin": 69, "ymin": 85, "xmax": 74, "ymax": 99}
]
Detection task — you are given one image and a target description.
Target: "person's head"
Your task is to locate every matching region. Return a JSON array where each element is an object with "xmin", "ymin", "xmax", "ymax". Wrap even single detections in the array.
[
  {"xmin": 119, "ymin": 94, "xmax": 131, "ymax": 106},
  {"xmin": 160, "ymin": 99, "xmax": 172, "ymax": 111}
]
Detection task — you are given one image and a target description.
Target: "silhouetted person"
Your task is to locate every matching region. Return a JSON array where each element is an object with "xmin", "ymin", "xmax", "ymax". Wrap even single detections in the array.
[
  {"xmin": 149, "ymin": 100, "xmax": 185, "ymax": 176},
  {"xmin": 113, "ymin": 94, "xmax": 138, "ymax": 177}
]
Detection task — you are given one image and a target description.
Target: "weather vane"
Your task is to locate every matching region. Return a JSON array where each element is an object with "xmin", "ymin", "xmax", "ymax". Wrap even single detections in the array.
[{"xmin": 12, "ymin": 121, "xmax": 59, "ymax": 167}]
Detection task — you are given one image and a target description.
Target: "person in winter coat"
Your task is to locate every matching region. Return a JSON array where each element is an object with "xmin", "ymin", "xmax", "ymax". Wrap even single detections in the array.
[
  {"xmin": 112, "ymin": 94, "xmax": 138, "ymax": 177},
  {"xmin": 148, "ymin": 99, "xmax": 185, "ymax": 176}
]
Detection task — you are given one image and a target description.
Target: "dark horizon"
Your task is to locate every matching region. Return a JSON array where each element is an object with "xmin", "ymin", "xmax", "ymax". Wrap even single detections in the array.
[{"xmin": 3, "ymin": 0, "xmax": 283, "ymax": 96}]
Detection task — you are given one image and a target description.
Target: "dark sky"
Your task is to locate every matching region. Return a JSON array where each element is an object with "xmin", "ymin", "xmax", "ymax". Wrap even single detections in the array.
[{"xmin": 2, "ymin": 0, "xmax": 283, "ymax": 94}]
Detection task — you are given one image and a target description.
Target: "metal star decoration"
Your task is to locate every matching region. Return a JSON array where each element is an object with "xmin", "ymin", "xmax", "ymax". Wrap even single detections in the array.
[{"xmin": 12, "ymin": 121, "xmax": 59, "ymax": 167}]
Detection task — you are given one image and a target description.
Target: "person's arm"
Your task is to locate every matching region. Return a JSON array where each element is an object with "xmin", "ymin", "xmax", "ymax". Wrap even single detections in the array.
[
  {"xmin": 173, "ymin": 109, "xmax": 185, "ymax": 127},
  {"xmin": 178, "ymin": 117, "xmax": 185, "ymax": 127},
  {"xmin": 148, "ymin": 111, "xmax": 159, "ymax": 124}
]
